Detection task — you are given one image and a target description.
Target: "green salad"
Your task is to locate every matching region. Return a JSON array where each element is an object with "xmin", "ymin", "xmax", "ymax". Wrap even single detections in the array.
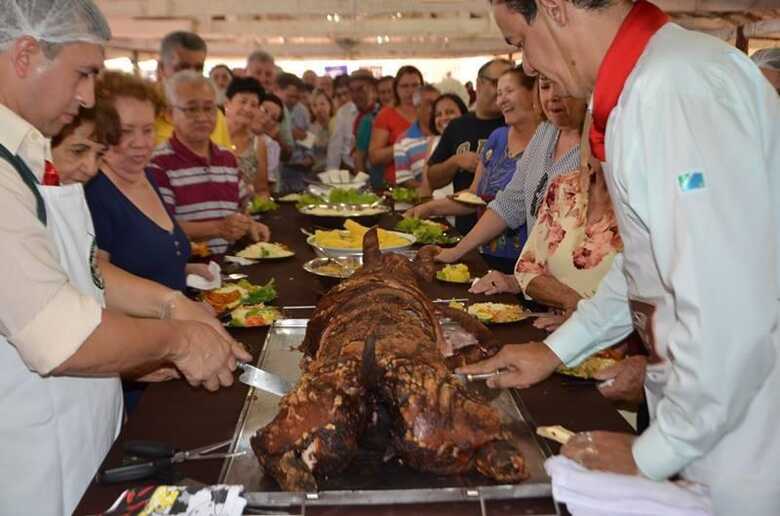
[
  {"xmin": 395, "ymin": 217, "xmax": 459, "ymax": 245},
  {"xmin": 237, "ymin": 278, "xmax": 277, "ymax": 305},
  {"xmin": 297, "ymin": 188, "xmax": 380, "ymax": 207},
  {"xmin": 391, "ymin": 187, "xmax": 419, "ymax": 204},
  {"xmin": 248, "ymin": 196, "xmax": 279, "ymax": 214}
]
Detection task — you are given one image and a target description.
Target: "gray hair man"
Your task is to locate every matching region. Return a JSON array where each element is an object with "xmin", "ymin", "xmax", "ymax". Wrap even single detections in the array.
[
  {"xmin": 155, "ymin": 30, "xmax": 234, "ymax": 147},
  {"xmin": 751, "ymin": 47, "xmax": 780, "ymax": 94},
  {"xmin": 246, "ymin": 49, "xmax": 294, "ymax": 159},
  {"xmin": 0, "ymin": 3, "xmax": 251, "ymax": 513}
]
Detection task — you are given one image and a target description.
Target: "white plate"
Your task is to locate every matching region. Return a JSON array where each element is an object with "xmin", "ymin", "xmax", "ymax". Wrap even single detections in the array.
[
  {"xmin": 298, "ymin": 204, "xmax": 389, "ymax": 217},
  {"xmin": 450, "ymin": 192, "xmax": 487, "ymax": 206},
  {"xmin": 306, "ymin": 231, "xmax": 416, "ymax": 256}
]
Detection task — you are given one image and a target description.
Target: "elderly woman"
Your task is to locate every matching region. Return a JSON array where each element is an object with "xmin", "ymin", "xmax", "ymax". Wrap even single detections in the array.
[
  {"xmin": 224, "ymin": 76, "xmax": 270, "ymax": 199},
  {"xmin": 84, "ymin": 71, "xmax": 215, "ymax": 292},
  {"xmin": 51, "ymin": 104, "xmax": 117, "ymax": 184},
  {"xmin": 369, "ymin": 66, "xmax": 424, "ymax": 185},
  {"xmin": 435, "ymin": 76, "xmax": 585, "ymax": 266},
  {"xmin": 407, "ymin": 67, "xmax": 538, "ymax": 273},
  {"xmin": 150, "ymin": 70, "xmax": 270, "ymax": 255}
]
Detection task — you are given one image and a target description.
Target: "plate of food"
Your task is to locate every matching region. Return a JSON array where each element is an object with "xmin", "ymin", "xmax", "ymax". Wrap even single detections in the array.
[
  {"xmin": 277, "ymin": 193, "xmax": 301, "ymax": 203},
  {"xmin": 436, "ymin": 263, "xmax": 472, "ymax": 284},
  {"xmin": 247, "ymin": 196, "xmax": 278, "ymax": 214},
  {"xmin": 236, "ymin": 242, "xmax": 295, "ymax": 260},
  {"xmin": 450, "ymin": 191, "xmax": 487, "ymax": 206},
  {"xmin": 467, "ymin": 302, "xmax": 528, "ymax": 324},
  {"xmin": 202, "ymin": 279, "xmax": 277, "ymax": 314},
  {"xmin": 556, "ymin": 348, "xmax": 623, "ymax": 379},
  {"xmin": 390, "ymin": 186, "xmax": 420, "ymax": 206},
  {"xmin": 297, "ymin": 188, "xmax": 380, "ymax": 208},
  {"xmin": 190, "ymin": 241, "xmax": 210, "ymax": 258},
  {"xmin": 308, "ymin": 220, "xmax": 415, "ymax": 255},
  {"xmin": 225, "ymin": 304, "xmax": 282, "ymax": 327},
  {"xmin": 303, "ymin": 256, "xmax": 363, "ymax": 279},
  {"xmin": 395, "ymin": 217, "xmax": 460, "ymax": 245}
]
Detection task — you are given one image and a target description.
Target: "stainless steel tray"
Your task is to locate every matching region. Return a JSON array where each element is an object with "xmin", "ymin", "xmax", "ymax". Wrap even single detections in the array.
[{"xmin": 220, "ymin": 319, "xmax": 555, "ymax": 512}]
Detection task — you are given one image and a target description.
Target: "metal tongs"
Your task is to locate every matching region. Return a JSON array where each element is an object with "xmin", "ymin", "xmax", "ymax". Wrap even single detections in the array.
[{"xmin": 95, "ymin": 439, "xmax": 245, "ymax": 484}]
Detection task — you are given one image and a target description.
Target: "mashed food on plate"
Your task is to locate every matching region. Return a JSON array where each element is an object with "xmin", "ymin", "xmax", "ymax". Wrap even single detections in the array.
[{"xmin": 313, "ymin": 220, "xmax": 410, "ymax": 250}]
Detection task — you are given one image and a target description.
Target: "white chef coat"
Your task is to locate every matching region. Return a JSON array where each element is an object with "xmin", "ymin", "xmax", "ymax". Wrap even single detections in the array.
[
  {"xmin": 0, "ymin": 106, "xmax": 122, "ymax": 515},
  {"xmin": 544, "ymin": 23, "xmax": 780, "ymax": 515}
]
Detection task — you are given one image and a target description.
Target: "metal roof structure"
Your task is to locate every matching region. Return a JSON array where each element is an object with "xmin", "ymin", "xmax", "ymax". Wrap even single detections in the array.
[{"xmin": 96, "ymin": 0, "xmax": 780, "ymax": 60}]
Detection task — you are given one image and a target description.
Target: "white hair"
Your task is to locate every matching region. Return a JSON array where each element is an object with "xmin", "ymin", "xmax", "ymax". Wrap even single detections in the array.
[
  {"xmin": 751, "ymin": 48, "xmax": 780, "ymax": 72},
  {"xmin": 0, "ymin": 0, "xmax": 111, "ymax": 52},
  {"xmin": 165, "ymin": 69, "xmax": 216, "ymax": 105}
]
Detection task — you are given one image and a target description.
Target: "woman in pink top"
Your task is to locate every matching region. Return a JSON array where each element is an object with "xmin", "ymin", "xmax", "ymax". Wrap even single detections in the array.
[{"xmin": 369, "ymin": 66, "xmax": 423, "ymax": 185}]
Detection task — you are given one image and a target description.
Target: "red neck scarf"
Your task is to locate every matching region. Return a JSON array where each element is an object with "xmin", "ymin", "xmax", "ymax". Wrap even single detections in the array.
[
  {"xmin": 43, "ymin": 160, "xmax": 60, "ymax": 186},
  {"xmin": 590, "ymin": 1, "xmax": 668, "ymax": 161}
]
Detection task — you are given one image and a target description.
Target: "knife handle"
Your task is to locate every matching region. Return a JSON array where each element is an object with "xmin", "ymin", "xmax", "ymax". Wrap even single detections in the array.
[
  {"xmin": 96, "ymin": 457, "xmax": 173, "ymax": 485},
  {"xmin": 124, "ymin": 440, "xmax": 175, "ymax": 458}
]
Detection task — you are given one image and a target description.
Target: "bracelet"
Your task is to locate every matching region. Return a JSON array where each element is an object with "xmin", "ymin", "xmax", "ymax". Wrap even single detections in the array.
[{"xmin": 159, "ymin": 291, "xmax": 184, "ymax": 320}]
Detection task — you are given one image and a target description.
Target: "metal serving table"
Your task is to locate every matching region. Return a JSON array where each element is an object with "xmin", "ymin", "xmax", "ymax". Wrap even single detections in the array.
[{"xmin": 220, "ymin": 319, "xmax": 557, "ymax": 514}]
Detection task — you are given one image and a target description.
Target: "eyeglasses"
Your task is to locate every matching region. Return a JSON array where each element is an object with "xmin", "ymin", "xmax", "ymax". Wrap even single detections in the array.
[{"xmin": 173, "ymin": 104, "xmax": 218, "ymax": 118}]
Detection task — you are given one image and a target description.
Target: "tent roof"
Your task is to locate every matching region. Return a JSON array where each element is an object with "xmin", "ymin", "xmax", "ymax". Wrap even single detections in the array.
[{"xmin": 95, "ymin": 0, "xmax": 780, "ymax": 60}]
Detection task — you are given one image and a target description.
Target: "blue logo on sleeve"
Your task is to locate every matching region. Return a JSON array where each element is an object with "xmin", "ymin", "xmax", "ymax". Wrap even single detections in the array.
[{"xmin": 677, "ymin": 171, "xmax": 705, "ymax": 192}]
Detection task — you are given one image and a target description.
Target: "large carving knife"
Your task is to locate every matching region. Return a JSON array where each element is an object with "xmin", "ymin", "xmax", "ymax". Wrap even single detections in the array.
[{"xmin": 236, "ymin": 362, "xmax": 292, "ymax": 396}]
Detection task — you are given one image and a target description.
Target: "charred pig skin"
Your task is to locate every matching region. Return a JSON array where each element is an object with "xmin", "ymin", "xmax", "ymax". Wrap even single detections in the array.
[{"xmin": 251, "ymin": 228, "xmax": 527, "ymax": 490}]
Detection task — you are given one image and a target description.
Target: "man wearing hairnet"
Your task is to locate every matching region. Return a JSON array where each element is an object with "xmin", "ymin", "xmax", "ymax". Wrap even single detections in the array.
[
  {"xmin": 0, "ymin": 2, "xmax": 251, "ymax": 514},
  {"xmin": 751, "ymin": 47, "xmax": 780, "ymax": 94}
]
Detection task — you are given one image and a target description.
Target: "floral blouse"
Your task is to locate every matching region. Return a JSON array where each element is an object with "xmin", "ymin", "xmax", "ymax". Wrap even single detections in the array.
[{"xmin": 515, "ymin": 169, "xmax": 623, "ymax": 299}]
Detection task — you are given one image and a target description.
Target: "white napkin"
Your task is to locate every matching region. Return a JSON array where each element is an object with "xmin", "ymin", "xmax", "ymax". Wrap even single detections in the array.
[
  {"xmin": 545, "ymin": 456, "xmax": 712, "ymax": 516},
  {"xmin": 297, "ymin": 131, "xmax": 317, "ymax": 149},
  {"xmin": 186, "ymin": 261, "xmax": 222, "ymax": 290}
]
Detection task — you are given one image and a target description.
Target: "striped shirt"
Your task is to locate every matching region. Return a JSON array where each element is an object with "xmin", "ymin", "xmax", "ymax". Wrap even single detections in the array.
[
  {"xmin": 149, "ymin": 134, "xmax": 241, "ymax": 254},
  {"xmin": 393, "ymin": 122, "xmax": 428, "ymax": 184},
  {"xmin": 489, "ymin": 121, "xmax": 580, "ymax": 233}
]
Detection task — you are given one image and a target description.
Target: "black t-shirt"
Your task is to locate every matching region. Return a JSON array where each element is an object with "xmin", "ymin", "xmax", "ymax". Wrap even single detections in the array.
[{"xmin": 428, "ymin": 112, "xmax": 505, "ymax": 234}]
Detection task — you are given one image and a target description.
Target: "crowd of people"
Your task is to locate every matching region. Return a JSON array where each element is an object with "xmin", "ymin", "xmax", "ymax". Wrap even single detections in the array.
[{"xmin": 1, "ymin": 0, "xmax": 779, "ymax": 515}]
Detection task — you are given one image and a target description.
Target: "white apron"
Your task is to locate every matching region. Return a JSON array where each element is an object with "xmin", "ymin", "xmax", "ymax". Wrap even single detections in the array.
[{"xmin": 0, "ymin": 154, "xmax": 123, "ymax": 516}]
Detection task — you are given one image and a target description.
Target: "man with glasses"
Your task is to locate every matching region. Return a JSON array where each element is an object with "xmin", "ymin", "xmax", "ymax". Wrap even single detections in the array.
[
  {"xmin": 427, "ymin": 58, "xmax": 512, "ymax": 234},
  {"xmin": 150, "ymin": 70, "xmax": 270, "ymax": 255},
  {"xmin": 154, "ymin": 31, "xmax": 233, "ymax": 148}
]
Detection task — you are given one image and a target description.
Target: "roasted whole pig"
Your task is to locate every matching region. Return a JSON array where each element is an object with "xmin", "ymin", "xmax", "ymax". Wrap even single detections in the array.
[{"xmin": 251, "ymin": 228, "xmax": 528, "ymax": 491}]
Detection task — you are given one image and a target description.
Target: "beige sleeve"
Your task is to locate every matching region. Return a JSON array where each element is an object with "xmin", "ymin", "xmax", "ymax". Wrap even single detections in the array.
[{"xmin": 0, "ymin": 166, "xmax": 102, "ymax": 374}]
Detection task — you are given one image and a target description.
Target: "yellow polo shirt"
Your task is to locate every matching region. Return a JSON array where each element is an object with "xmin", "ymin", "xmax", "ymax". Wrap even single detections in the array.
[{"xmin": 154, "ymin": 109, "xmax": 233, "ymax": 148}]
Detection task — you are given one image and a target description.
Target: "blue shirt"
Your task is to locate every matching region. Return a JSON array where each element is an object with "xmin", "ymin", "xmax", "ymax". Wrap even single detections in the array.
[
  {"xmin": 85, "ymin": 171, "xmax": 191, "ymax": 291},
  {"xmin": 477, "ymin": 126, "xmax": 527, "ymax": 261}
]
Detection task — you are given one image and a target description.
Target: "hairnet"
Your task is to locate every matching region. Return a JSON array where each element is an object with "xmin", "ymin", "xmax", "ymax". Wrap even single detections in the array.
[
  {"xmin": 0, "ymin": 0, "xmax": 111, "ymax": 48},
  {"xmin": 751, "ymin": 48, "xmax": 780, "ymax": 72}
]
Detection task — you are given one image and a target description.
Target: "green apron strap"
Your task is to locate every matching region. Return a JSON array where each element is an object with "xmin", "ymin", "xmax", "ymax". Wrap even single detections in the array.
[{"xmin": 0, "ymin": 143, "xmax": 47, "ymax": 226}]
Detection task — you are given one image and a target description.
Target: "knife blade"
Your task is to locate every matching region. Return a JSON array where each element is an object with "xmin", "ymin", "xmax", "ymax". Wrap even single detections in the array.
[{"xmin": 237, "ymin": 362, "xmax": 292, "ymax": 396}]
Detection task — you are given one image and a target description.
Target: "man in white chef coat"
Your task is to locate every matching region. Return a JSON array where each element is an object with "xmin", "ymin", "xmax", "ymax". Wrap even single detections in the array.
[
  {"xmin": 0, "ymin": 2, "xmax": 252, "ymax": 514},
  {"xmin": 460, "ymin": 1, "xmax": 780, "ymax": 514}
]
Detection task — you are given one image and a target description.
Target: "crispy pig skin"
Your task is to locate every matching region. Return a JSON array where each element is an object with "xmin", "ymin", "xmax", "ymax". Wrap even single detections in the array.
[{"xmin": 251, "ymin": 228, "xmax": 527, "ymax": 491}]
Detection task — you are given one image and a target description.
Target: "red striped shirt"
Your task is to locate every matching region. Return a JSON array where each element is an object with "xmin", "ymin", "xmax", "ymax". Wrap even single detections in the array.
[{"xmin": 149, "ymin": 133, "xmax": 240, "ymax": 254}]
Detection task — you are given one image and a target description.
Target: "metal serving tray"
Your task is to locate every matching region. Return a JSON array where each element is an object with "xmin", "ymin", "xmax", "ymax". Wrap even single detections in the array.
[{"xmin": 220, "ymin": 319, "xmax": 556, "ymax": 513}]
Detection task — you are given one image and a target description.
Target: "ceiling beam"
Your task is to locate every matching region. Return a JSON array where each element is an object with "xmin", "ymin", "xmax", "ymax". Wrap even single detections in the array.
[{"xmin": 95, "ymin": 0, "xmax": 490, "ymax": 18}]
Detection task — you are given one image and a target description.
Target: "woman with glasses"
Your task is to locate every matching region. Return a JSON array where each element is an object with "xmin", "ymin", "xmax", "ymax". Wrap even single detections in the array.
[
  {"xmin": 224, "ymin": 77, "xmax": 270, "ymax": 199},
  {"xmin": 369, "ymin": 65, "xmax": 424, "ymax": 185}
]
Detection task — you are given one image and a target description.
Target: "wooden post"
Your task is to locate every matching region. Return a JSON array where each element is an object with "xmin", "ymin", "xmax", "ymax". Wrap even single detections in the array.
[{"xmin": 735, "ymin": 25, "xmax": 748, "ymax": 54}]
